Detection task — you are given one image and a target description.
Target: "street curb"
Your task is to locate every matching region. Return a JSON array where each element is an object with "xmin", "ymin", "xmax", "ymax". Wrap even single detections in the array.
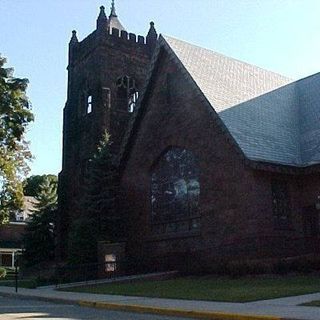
[
  {"xmin": 0, "ymin": 291, "xmax": 76, "ymax": 306},
  {"xmin": 0, "ymin": 291, "xmax": 299, "ymax": 320},
  {"xmin": 78, "ymin": 300, "xmax": 284, "ymax": 320}
]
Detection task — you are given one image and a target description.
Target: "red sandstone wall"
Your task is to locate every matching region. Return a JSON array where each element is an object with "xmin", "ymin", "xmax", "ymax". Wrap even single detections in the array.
[
  {"xmin": 121, "ymin": 51, "xmax": 266, "ymax": 267},
  {"xmin": 120, "ymin": 50, "xmax": 320, "ymax": 269}
]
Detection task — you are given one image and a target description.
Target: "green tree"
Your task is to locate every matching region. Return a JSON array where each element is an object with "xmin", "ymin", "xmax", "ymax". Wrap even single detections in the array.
[
  {"xmin": 23, "ymin": 174, "xmax": 57, "ymax": 197},
  {"xmin": 0, "ymin": 55, "xmax": 34, "ymax": 224},
  {"xmin": 23, "ymin": 178, "xmax": 57, "ymax": 266},
  {"xmin": 68, "ymin": 132, "xmax": 121, "ymax": 264}
]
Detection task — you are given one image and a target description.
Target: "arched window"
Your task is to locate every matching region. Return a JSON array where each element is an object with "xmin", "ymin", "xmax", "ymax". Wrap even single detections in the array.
[
  {"xmin": 151, "ymin": 148, "xmax": 200, "ymax": 234},
  {"xmin": 86, "ymin": 95, "xmax": 93, "ymax": 114},
  {"xmin": 116, "ymin": 75, "xmax": 139, "ymax": 113},
  {"xmin": 128, "ymin": 90, "xmax": 138, "ymax": 113}
]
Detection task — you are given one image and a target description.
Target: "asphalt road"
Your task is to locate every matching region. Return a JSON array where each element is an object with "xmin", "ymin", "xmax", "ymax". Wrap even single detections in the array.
[{"xmin": 0, "ymin": 296, "xmax": 193, "ymax": 320}]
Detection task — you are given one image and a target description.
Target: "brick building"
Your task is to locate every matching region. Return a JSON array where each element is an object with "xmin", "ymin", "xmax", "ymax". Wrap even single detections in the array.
[
  {"xmin": 57, "ymin": 2, "xmax": 320, "ymax": 269},
  {"xmin": 0, "ymin": 196, "xmax": 37, "ymax": 268}
]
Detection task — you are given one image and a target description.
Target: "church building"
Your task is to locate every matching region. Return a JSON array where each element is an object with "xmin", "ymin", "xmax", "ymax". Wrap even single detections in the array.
[{"xmin": 57, "ymin": 2, "xmax": 320, "ymax": 270}]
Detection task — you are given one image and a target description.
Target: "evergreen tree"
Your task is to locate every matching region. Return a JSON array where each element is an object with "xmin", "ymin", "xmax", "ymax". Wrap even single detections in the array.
[
  {"xmin": 23, "ymin": 174, "xmax": 57, "ymax": 197},
  {"xmin": 68, "ymin": 132, "xmax": 121, "ymax": 264},
  {"xmin": 23, "ymin": 178, "xmax": 57, "ymax": 266},
  {"xmin": 0, "ymin": 55, "xmax": 34, "ymax": 224}
]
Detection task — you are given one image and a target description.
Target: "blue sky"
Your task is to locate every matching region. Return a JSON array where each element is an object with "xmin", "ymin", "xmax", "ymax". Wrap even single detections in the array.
[{"xmin": 1, "ymin": 0, "xmax": 320, "ymax": 176}]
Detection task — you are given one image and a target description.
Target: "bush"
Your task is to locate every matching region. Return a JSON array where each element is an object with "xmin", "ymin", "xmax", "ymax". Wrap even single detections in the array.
[
  {"xmin": 222, "ymin": 255, "xmax": 320, "ymax": 277},
  {"xmin": 147, "ymin": 253, "xmax": 320, "ymax": 277},
  {"xmin": 198, "ymin": 254, "xmax": 320, "ymax": 277},
  {"xmin": 225, "ymin": 260, "xmax": 272, "ymax": 278},
  {"xmin": 0, "ymin": 267, "xmax": 7, "ymax": 279},
  {"xmin": 273, "ymin": 255, "xmax": 320, "ymax": 275}
]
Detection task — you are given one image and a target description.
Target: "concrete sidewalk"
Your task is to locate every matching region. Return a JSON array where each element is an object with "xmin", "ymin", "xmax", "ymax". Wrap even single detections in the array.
[{"xmin": 0, "ymin": 285, "xmax": 320, "ymax": 320}]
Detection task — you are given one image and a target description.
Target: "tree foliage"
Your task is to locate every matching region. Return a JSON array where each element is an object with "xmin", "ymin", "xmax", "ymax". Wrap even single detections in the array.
[
  {"xmin": 23, "ymin": 174, "xmax": 57, "ymax": 197},
  {"xmin": 23, "ymin": 177, "xmax": 57, "ymax": 266},
  {"xmin": 0, "ymin": 55, "xmax": 34, "ymax": 224},
  {"xmin": 68, "ymin": 132, "xmax": 121, "ymax": 264}
]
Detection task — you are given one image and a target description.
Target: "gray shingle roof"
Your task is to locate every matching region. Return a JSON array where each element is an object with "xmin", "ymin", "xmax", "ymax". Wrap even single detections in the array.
[
  {"xmin": 109, "ymin": 16, "xmax": 126, "ymax": 32},
  {"xmin": 164, "ymin": 36, "xmax": 291, "ymax": 112},
  {"xmin": 219, "ymin": 82, "xmax": 301, "ymax": 166},
  {"xmin": 163, "ymin": 36, "xmax": 320, "ymax": 167},
  {"xmin": 298, "ymin": 74, "xmax": 320, "ymax": 165},
  {"xmin": 220, "ymin": 73, "xmax": 320, "ymax": 166}
]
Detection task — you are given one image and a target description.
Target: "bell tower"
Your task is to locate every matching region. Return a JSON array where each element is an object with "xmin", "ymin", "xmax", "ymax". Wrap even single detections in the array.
[{"xmin": 57, "ymin": 1, "xmax": 158, "ymax": 260}]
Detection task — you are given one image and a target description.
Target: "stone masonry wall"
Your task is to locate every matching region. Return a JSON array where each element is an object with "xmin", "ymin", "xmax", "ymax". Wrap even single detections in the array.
[
  {"xmin": 120, "ymin": 50, "xmax": 320, "ymax": 271},
  {"xmin": 57, "ymin": 29, "xmax": 152, "ymax": 260}
]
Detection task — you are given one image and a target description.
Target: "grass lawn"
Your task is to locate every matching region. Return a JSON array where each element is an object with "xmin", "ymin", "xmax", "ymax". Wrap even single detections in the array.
[
  {"xmin": 62, "ymin": 275, "xmax": 320, "ymax": 302},
  {"xmin": 0, "ymin": 279, "xmax": 37, "ymax": 289}
]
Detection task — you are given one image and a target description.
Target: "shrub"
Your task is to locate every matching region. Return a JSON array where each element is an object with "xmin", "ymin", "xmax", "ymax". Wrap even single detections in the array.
[
  {"xmin": 273, "ymin": 259, "xmax": 291, "ymax": 275},
  {"xmin": 151, "ymin": 253, "xmax": 320, "ymax": 277},
  {"xmin": 0, "ymin": 267, "xmax": 7, "ymax": 279},
  {"xmin": 273, "ymin": 255, "xmax": 320, "ymax": 275},
  {"xmin": 224, "ymin": 260, "xmax": 271, "ymax": 278},
  {"xmin": 206, "ymin": 254, "xmax": 320, "ymax": 277}
]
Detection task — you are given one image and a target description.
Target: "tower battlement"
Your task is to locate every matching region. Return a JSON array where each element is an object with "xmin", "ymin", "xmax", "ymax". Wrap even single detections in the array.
[
  {"xmin": 69, "ymin": 26, "xmax": 156, "ymax": 67},
  {"xmin": 111, "ymin": 28, "xmax": 146, "ymax": 44},
  {"xmin": 58, "ymin": 2, "xmax": 158, "ymax": 261},
  {"xmin": 69, "ymin": 28, "xmax": 154, "ymax": 68},
  {"xmin": 68, "ymin": 3, "xmax": 157, "ymax": 67}
]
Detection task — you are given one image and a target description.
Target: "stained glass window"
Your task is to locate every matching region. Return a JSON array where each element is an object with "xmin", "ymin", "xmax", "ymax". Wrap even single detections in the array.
[{"xmin": 151, "ymin": 148, "xmax": 200, "ymax": 234}]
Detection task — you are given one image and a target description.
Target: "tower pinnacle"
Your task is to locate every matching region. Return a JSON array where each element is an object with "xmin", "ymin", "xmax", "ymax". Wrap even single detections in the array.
[
  {"xmin": 110, "ymin": 0, "xmax": 117, "ymax": 17},
  {"xmin": 146, "ymin": 21, "xmax": 158, "ymax": 55},
  {"xmin": 68, "ymin": 30, "xmax": 78, "ymax": 63},
  {"xmin": 69, "ymin": 30, "xmax": 78, "ymax": 45},
  {"xmin": 97, "ymin": 5, "xmax": 108, "ymax": 30}
]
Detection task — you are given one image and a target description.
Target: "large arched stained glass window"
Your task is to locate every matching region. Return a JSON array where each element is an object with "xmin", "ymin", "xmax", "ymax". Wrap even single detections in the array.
[{"xmin": 151, "ymin": 148, "xmax": 200, "ymax": 234}]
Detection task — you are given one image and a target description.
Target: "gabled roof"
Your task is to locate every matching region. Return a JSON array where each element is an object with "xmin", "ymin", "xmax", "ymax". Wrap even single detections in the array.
[
  {"xmin": 163, "ymin": 36, "xmax": 320, "ymax": 167},
  {"xmin": 217, "ymin": 71, "xmax": 320, "ymax": 167},
  {"xmin": 120, "ymin": 34, "xmax": 320, "ymax": 168},
  {"xmin": 219, "ymin": 82, "xmax": 300, "ymax": 166},
  {"xmin": 297, "ymin": 73, "xmax": 320, "ymax": 165},
  {"xmin": 164, "ymin": 36, "xmax": 291, "ymax": 112}
]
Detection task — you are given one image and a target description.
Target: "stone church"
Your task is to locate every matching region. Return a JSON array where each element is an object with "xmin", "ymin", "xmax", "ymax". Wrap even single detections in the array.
[{"xmin": 57, "ymin": 2, "xmax": 320, "ymax": 270}]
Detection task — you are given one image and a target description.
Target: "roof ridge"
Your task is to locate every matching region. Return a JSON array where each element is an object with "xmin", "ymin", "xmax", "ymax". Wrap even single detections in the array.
[{"xmin": 162, "ymin": 34, "xmax": 292, "ymax": 82}]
